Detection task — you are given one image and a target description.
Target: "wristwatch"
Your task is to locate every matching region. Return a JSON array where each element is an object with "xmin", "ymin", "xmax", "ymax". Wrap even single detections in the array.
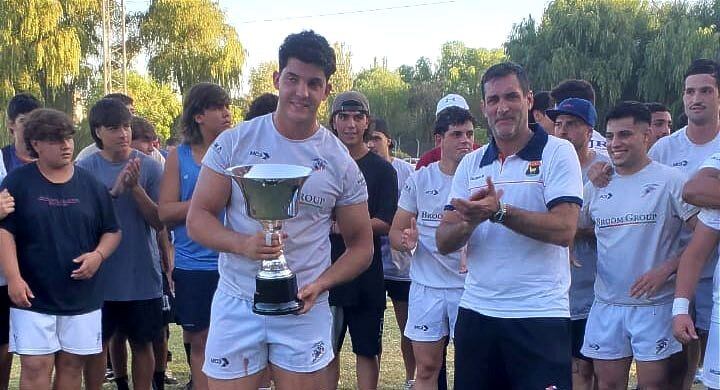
[{"xmin": 489, "ymin": 201, "xmax": 507, "ymax": 224}]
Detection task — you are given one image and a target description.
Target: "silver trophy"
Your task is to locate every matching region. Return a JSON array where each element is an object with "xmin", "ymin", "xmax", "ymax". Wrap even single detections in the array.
[{"xmin": 225, "ymin": 164, "xmax": 312, "ymax": 315}]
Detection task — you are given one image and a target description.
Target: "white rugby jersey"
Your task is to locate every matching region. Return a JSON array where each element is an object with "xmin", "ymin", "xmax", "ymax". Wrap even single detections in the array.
[
  {"xmin": 398, "ymin": 162, "xmax": 465, "ymax": 288},
  {"xmin": 570, "ymin": 151, "xmax": 611, "ymax": 320},
  {"xmin": 202, "ymin": 113, "xmax": 368, "ymax": 302},
  {"xmin": 382, "ymin": 158, "xmax": 416, "ymax": 281},
  {"xmin": 649, "ymin": 126, "xmax": 720, "ymax": 279},
  {"xmin": 589, "ymin": 129, "xmax": 607, "ymax": 153},
  {"xmin": 448, "ymin": 125, "xmax": 583, "ymax": 318},
  {"xmin": 697, "ymin": 208, "xmax": 720, "ymax": 323},
  {"xmin": 582, "ymin": 161, "xmax": 697, "ymax": 305}
]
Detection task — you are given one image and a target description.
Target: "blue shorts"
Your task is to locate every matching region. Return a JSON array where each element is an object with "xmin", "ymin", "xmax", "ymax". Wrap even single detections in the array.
[{"xmin": 173, "ymin": 268, "xmax": 219, "ymax": 332}]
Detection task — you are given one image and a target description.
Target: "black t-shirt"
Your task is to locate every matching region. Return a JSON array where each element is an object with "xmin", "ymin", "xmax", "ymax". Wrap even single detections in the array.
[
  {"xmin": 329, "ymin": 151, "xmax": 398, "ymax": 308},
  {"xmin": 0, "ymin": 163, "xmax": 119, "ymax": 315}
]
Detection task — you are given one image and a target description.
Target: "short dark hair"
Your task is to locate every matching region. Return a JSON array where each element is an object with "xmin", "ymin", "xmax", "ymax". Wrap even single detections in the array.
[
  {"xmin": 103, "ymin": 93, "xmax": 134, "ymax": 107},
  {"xmin": 245, "ymin": 93, "xmax": 278, "ymax": 120},
  {"xmin": 683, "ymin": 58, "xmax": 720, "ymax": 89},
  {"xmin": 434, "ymin": 106, "xmax": 476, "ymax": 135},
  {"xmin": 369, "ymin": 118, "xmax": 394, "ymax": 149},
  {"xmin": 131, "ymin": 116, "xmax": 157, "ymax": 141},
  {"xmin": 551, "ymin": 79, "xmax": 596, "ymax": 105},
  {"xmin": 645, "ymin": 102, "xmax": 670, "ymax": 114},
  {"xmin": 182, "ymin": 82, "xmax": 231, "ymax": 145},
  {"xmin": 7, "ymin": 93, "xmax": 42, "ymax": 122},
  {"xmin": 23, "ymin": 109, "xmax": 75, "ymax": 158},
  {"xmin": 605, "ymin": 101, "xmax": 651, "ymax": 125},
  {"xmin": 89, "ymin": 98, "xmax": 132, "ymax": 149},
  {"xmin": 531, "ymin": 91, "xmax": 552, "ymax": 112},
  {"xmin": 481, "ymin": 62, "xmax": 530, "ymax": 99},
  {"xmin": 279, "ymin": 30, "xmax": 336, "ymax": 79}
]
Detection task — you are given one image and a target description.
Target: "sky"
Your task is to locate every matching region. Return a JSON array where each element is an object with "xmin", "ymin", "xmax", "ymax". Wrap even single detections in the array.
[{"xmin": 126, "ymin": 0, "xmax": 550, "ymax": 88}]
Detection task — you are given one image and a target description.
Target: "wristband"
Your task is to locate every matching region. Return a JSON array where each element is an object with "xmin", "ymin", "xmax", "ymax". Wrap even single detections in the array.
[{"xmin": 672, "ymin": 297, "xmax": 690, "ymax": 316}]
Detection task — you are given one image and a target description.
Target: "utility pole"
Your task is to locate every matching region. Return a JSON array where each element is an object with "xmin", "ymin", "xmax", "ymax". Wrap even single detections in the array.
[{"xmin": 101, "ymin": 0, "xmax": 128, "ymax": 95}]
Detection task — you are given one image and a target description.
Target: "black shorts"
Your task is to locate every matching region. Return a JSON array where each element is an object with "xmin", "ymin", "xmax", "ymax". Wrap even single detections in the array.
[
  {"xmin": 454, "ymin": 307, "xmax": 572, "ymax": 389},
  {"xmin": 0, "ymin": 286, "xmax": 9, "ymax": 345},
  {"xmin": 331, "ymin": 305, "xmax": 385, "ymax": 357},
  {"xmin": 571, "ymin": 318, "xmax": 591, "ymax": 361},
  {"xmin": 172, "ymin": 268, "xmax": 219, "ymax": 332},
  {"xmin": 385, "ymin": 279, "xmax": 410, "ymax": 302},
  {"xmin": 102, "ymin": 298, "xmax": 163, "ymax": 344}
]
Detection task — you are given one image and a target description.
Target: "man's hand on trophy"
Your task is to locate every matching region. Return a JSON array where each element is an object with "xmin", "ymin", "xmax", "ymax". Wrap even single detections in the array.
[
  {"xmin": 296, "ymin": 282, "xmax": 323, "ymax": 314},
  {"xmin": 240, "ymin": 231, "xmax": 287, "ymax": 260}
]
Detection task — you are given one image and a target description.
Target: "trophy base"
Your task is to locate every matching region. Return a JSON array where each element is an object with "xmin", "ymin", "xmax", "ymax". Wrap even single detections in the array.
[
  {"xmin": 253, "ymin": 274, "xmax": 303, "ymax": 316},
  {"xmin": 252, "ymin": 300, "xmax": 304, "ymax": 316}
]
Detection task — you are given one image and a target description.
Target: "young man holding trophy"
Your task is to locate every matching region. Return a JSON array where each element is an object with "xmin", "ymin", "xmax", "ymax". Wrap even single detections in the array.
[{"xmin": 187, "ymin": 30, "xmax": 374, "ymax": 390}]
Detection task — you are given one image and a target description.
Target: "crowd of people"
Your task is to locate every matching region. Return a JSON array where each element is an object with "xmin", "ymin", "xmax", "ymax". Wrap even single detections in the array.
[{"xmin": 0, "ymin": 29, "xmax": 717, "ymax": 390}]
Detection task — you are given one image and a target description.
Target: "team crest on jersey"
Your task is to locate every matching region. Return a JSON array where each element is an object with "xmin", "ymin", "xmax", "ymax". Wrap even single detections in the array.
[
  {"xmin": 311, "ymin": 157, "xmax": 329, "ymax": 171},
  {"xmin": 656, "ymin": 338, "xmax": 669, "ymax": 354},
  {"xmin": 641, "ymin": 183, "xmax": 659, "ymax": 197},
  {"xmin": 526, "ymin": 160, "xmax": 541, "ymax": 176}
]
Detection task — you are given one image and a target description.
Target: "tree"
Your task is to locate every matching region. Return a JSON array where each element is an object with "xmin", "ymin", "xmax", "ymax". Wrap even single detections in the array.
[
  {"xmin": 0, "ymin": 0, "xmax": 100, "ymax": 115},
  {"xmin": 248, "ymin": 61, "xmax": 278, "ymax": 101},
  {"xmin": 505, "ymin": 0, "xmax": 654, "ymax": 125},
  {"xmin": 354, "ymin": 66, "xmax": 411, "ymax": 151},
  {"xmin": 320, "ymin": 42, "xmax": 354, "ymax": 124},
  {"xmin": 437, "ymin": 42, "xmax": 505, "ymax": 100},
  {"xmin": 638, "ymin": 1, "xmax": 720, "ymax": 116},
  {"xmin": 139, "ymin": 0, "xmax": 245, "ymax": 94}
]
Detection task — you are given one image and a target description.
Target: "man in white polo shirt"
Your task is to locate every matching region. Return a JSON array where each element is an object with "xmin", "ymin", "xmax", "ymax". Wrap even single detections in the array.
[
  {"xmin": 436, "ymin": 62, "xmax": 583, "ymax": 389},
  {"xmin": 581, "ymin": 101, "xmax": 698, "ymax": 389},
  {"xmin": 389, "ymin": 104, "xmax": 474, "ymax": 389},
  {"xmin": 674, "ymin": 151, "xmax": 720, "ymax": 390}
]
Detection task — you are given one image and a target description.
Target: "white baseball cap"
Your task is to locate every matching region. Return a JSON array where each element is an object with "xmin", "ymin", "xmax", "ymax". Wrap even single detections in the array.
[{"xmin": 435, "ymin": 94, "xmax": 469, "ymax": 115}]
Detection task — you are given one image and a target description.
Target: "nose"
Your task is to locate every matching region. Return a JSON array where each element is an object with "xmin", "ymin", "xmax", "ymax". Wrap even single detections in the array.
[{"xmin": 295, "ymin": 81, "xmax": 309, "ymax": 98}]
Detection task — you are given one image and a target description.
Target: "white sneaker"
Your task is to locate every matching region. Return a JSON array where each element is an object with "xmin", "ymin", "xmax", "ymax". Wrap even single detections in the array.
[
  {"xmin": 403, "ymin": 379, "xmax": 415, "ymax": 389},
  {"xmin": 695, "ymin": 367, "xmax": 704, "ymax": 384}
]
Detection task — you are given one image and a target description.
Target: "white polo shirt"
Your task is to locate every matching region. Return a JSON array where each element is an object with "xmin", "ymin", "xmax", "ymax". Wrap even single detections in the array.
[
  {"xmin": 398, "ymin": 162, "xmax": 465, "ymax": 289},
  {"xmin": 447, "ymin": 126, "xmax": 583, "ymax": 318}
]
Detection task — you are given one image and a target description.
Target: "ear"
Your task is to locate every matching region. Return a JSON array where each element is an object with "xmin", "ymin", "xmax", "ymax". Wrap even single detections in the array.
[
  {"xmin": 434, "ymin": 133, "xmax": 442, "ymax": 145},
  {"xmin": 526, "ymin": 90, "xmax": 534, "ymax": 110},
  {"xmin": 6, "ymin": 119, "xmax": 14, "ymax": 135},
  {"xmin": 194, "ymin": 112, "xmax": 204, "ymax": 126},
  {"xmin": 323, "ymin": 82, "xmax": 332, "ymax": 101},
  {"xmin": 272, "ymin": 70, "xmax": 281, "ymax": 90}
]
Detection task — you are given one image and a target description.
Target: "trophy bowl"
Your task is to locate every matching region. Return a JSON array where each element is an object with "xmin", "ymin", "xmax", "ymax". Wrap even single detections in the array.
[{"xmin": 225, "ymin": 164, "xmax": 313, "ymax": 315}]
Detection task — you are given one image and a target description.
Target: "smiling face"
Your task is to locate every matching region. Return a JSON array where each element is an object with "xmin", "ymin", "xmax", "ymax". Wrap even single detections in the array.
[
  {"xmin": 333, "ymin": 110, "xmax": 369, "ymax": 149},
  {"xmin": 482, "ymin": 74, "xmax": 533, "ymax": 142},
  {"xmin": 438, "ymin": 120, "xmax": 474, "ymax": 165},
  {"xmin": 273, "ymin": 58, "xmax": 331, "ymax": 126},
  {"xmin": 606, "ymin": 116, "xmax": 650, "ymax": 171},
  {"xmin": 683, "ymin": 73, "xmax": 720, "ymax": 127}
]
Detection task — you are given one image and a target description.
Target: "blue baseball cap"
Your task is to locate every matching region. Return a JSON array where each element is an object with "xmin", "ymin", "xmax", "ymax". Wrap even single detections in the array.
[{"xmin": 545, "ymin": 98, "xmax": 597, "ymax": 128}]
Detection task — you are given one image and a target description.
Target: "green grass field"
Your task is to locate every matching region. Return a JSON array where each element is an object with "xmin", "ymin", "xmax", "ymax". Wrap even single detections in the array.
[{"xmin": 6, "ymin": 300, "xmax": 705, "ymax": 389}]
